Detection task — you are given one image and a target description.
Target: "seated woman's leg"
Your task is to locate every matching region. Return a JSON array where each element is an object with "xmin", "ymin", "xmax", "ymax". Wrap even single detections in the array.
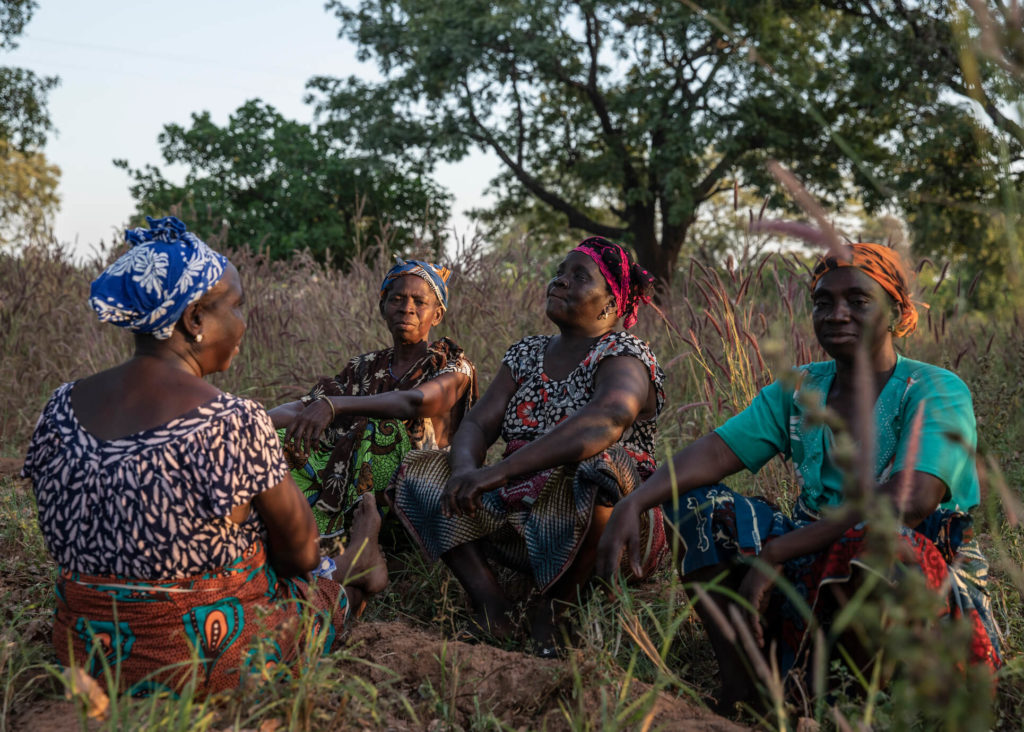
[
  {"xmin": 392, "ymin": 449, "xmax": 519, "ymax": 636},
  {"xmin": 330, "ymin": 497, "xmax": 389, "ymax": 614},
  {"xmin": 683, "ymin": 562, "xmax": 764, "ymax": 714},
  {"xmin": 529, "ymin": 504, "xmax": 614, "ymax": 652},
  {"xmin": 661, "ymin": 485, "xmax": 805, "ymax": 713},
  {"xmin": 442, "ymin": 540, "xmax": 516, "ymax": 638}
]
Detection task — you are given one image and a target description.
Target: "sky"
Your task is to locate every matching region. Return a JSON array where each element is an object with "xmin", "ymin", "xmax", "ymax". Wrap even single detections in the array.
[{"xmin": 5, "ymin": 0, "xmax": 496, "ymax": 259}]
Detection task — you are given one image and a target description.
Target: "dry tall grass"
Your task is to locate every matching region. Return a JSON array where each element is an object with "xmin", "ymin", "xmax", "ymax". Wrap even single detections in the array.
[{"xmin": 1, "ymin": 230, "xmax": 1023, "ymax": 729}]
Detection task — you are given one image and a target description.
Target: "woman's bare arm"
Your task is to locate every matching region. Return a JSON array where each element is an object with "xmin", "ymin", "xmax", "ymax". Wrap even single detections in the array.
[
  {"xmin": 252, "ymin": 474, "xmax": 320, "ymax": 578},
  {"xmin": 443, "ymin": 356, "xmax": 654, "ymax": 517},
  {"xmin": 595, "ymin": 432, "xmax": 746, "ymax": 578},
  {"xmin": 758, "ymin": 470, "xmax": 948, "ymax": 566},
  {"xmin": 446, "ymin": 364, "xmax": 517, "ymax": 476},
  {"xmin": 268, "ymin": 400, "xmax": 304, "ymax": 429},
  {"xmin": 328, "ymin": 371, "xmax": 470, "ymax": 421},
  {"xmin": 281, "ymin": 371, "xmax": 471, "ymax": 454}
]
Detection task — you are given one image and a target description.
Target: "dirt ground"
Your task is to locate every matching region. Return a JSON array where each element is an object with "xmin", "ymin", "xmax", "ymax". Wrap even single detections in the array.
[
  {"xmin": 334, "ymin": 621, "xmax": 749, "ymax": 731},
  {"xmin": 0, "ymin": 457, "xmax": 24, "ymax": 479},
  {"xmin": 6, "ymin": 458, "xmax": 747, "ymax": 730},
  {"xmin": 11, "ymin": 621, "xmax": 749, "ymax": 731}
]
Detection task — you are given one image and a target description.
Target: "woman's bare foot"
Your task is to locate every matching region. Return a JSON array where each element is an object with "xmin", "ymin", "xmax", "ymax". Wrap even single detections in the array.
[
  {"xmin": 332, "ymin": 497, "xmax": 388, "ymax": 595},
  {"xmin": 471, "ymin": 601, "xmax": 516, "ymax": 640},
  {"xmin": 529, "ymin": 603, "xmax": 569, "ymax": 657}
]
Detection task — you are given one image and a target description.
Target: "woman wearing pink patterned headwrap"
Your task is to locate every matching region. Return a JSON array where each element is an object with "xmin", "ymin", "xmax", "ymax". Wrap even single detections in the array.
[
  {"xmin": 570, "ymin": 236, "xmax": 656, "ymax": 329},
  {"xmin": 392, "ymin": 237, "xmax": 665, "ymax": 655}
]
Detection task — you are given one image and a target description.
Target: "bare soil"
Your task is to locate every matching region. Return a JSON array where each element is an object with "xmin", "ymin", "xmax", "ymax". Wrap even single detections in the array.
[
  {"xmin": 0, "ymin": 457, "xmax": 24, "ymax": 479},
  {"xmin": 11, "ymin": 621, "xmax": 748, "ymax": 731},
  {"xmin": 336, "ymin": 620, "xmax": 750, "ymax": 731}
]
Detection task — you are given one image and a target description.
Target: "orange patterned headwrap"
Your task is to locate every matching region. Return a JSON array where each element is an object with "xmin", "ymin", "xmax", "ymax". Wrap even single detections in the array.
[{"xmin": 810, "ymin": 242, "xmax": 918, "ymax": 337}]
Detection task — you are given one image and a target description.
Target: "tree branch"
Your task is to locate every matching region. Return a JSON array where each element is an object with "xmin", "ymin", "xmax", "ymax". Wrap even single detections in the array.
[
  {"xmin": 460, "ymin": 79, "xmax": 627, "ymax": 238},
  {"xmin": 695, "ymin": 149, "xmax": 741, "ymax": 203}
]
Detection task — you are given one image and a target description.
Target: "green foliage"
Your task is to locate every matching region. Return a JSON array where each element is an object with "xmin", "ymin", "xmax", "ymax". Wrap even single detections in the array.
[
  {"xmin": 306, "ymin": 0, "xmax": 1015, "ymax": 286},
  {"xmin": 0, "ymin": 138, "xmax": 60, "ymax": 246},
  {"xmin": 0, "ymin": 0, "xmax": 58, "ymax": 150},
  {"xmin": 115, "ymin": 99, "xmax": 453, "ymax": 262}
]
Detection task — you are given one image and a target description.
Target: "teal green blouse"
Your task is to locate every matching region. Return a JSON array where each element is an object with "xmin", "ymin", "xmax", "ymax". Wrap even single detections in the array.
[{"xmin": 715, "ymin": 355, "xmax": 980, "ymax": 512}]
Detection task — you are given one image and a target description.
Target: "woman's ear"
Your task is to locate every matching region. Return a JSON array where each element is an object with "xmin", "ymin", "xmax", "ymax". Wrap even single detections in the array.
[
  {"xmin": 180, "ymin": 301, "xmax": 204, "ymax": 340},
  {"xmin": 432, "ymin": 305, "xmax": 444, "ymax": 327},
  {"xmin": 887, "ymin": 303, "xmax": 902, "ymax": 333}
]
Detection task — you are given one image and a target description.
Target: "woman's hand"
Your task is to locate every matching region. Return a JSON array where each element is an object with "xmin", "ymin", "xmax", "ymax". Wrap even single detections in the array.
[
  {"xmin": 441, "ymin": 465, "xmax": 507, "ymax": 518},
  {"xmin": 595, "ymin": 498, "xmax": 643, "ymax": 582},
  {"xmin": 737, "ymin": 560, "xmax": 780, "ymax": 649},
  {"xmin": 283, "ymin": 399, "xmax": 334, "ymax": 455}
]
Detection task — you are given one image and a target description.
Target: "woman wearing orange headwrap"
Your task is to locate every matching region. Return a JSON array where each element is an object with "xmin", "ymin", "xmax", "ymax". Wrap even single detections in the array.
[
  {"xmin": 809, "ymin": 242, "xmax": 919, "ymax": 337},
  {"xmin": 597, "ymin": 242, "xmax": 1001, "ymax": 713}
]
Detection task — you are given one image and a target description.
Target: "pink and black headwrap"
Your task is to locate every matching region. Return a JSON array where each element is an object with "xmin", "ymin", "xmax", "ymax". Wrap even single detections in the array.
[{"xmin": 571, "ymin": 237, "xmax": 655, "ymax": 329}]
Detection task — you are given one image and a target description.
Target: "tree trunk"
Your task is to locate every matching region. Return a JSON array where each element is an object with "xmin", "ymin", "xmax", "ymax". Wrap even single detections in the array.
[{"xmin": 629, "ymin": 216, "xmax": 691, "ymax": 289}]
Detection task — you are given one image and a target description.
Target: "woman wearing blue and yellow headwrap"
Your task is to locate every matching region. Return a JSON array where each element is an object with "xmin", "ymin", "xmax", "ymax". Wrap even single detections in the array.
[{"xmin": 269, "ymin": 258, "xmax": 478, "ymax": 540}]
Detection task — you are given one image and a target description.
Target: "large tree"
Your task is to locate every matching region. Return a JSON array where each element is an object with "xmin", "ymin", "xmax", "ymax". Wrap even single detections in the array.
[
  {"xmin": 117, "ymin": 100, "xmax": 453, "ymax": 262},
  {"xmin": 0, "ymin": 138, "xmax": 59, "ymax": 245},
  {"xmin": 308, "ymin": 0, "xmax": 1015, "ymax": 285},
  {"xmin": 823, "ymin": 1, "xmax": 1024, "ymax": 306},
  {"xmin": 1, "ymin": 0, "xmax": 58, "ymax": 149},
  {"xmin": 1, "ymin": 0, "xmax": 60, "ymax": 247}
]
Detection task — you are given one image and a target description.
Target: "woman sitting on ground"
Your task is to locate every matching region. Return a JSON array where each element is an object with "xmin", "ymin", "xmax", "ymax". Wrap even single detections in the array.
[
  {"xmin": 268, "ymin": 259, "xmax": 477, "ymax": 541},
  {"xmin": 392, "ymin": 237, "xmax": 667, "ymax": 654},
  {"xmin": 596, "ymin": 242, "xmax": 1002, "ymax": 711},
  {"xmin": 22, "ymin": 217, "xmax": 388, "ymax": 696}
]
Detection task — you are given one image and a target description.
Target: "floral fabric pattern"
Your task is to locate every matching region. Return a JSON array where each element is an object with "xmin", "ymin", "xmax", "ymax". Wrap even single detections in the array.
[
  {"xmin": 293, "ymin": 337, "xmax": 477, "ymax": 527},
  {"xmin": 500, "ymin": 332, "xmax": 665, "ymax": 476},
  {"xmin": 89, "ymin": 216, "xmax": 228, "ymax": 340}
]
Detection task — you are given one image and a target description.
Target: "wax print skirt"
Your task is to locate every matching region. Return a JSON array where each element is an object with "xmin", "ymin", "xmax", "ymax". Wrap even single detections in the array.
[
  {"xmin": 51, "ymin": 541, "xmax": 348, "ymax": 697},
  {"xmin": 392, "ymin": 443, "xmax": 667, "ymax": 592},
  {"xmin": 663, "ymin": 485, "xmax": 1003, "ymax": 676},
  {"xmin": 280, "ymin": 418, "xmax": 410, "ymax": 539}
]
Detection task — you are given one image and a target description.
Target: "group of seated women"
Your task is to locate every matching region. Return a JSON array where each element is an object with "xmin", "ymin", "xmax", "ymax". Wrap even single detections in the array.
[{"xmin": 22, "ymin": 216, "xmax": 1003, "ymax": 709}]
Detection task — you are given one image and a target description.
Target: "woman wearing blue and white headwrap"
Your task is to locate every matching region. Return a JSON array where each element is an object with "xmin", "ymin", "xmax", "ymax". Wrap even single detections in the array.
[
  {"xmin": 269, "ymin": 257, "xmax": 478, "ymax": 541},
  {"xmin": 22, "ymin": 217, "xmax": 388, "ymax": 696}
]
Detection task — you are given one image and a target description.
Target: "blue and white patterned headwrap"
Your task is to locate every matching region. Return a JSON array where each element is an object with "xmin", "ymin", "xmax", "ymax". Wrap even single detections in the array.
[
  {"xmin": 379, "ymin": 257, "xmax": 451, "ymax": 311},
  {"xmin": 89, "ymin": 216, "xmax": 229, "ymax": 340}
]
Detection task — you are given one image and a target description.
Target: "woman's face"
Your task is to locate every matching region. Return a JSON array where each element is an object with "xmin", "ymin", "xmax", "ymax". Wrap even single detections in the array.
[
  {"xmin": 198, "ymin": 263, "xmax": 246, "ymax": 374},
  {"xmin": 811, "ymin": 267, "xmax": 894, "ymax": 361},
  {"xmin": 381, "ymin": 275, "xmax": 443, "ymax": 345},
  {"xmin": 545, "ymin": 251, "xmax": 615, "ymax": 327}
]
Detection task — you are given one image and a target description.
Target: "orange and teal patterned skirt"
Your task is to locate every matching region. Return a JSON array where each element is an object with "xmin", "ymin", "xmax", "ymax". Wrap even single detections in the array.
[{"xmin": 52, "ymin": 541, "xmax": 348, "ymax": 697}]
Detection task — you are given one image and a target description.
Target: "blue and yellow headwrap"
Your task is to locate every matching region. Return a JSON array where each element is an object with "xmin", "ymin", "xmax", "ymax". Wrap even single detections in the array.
[
  {"xmin": 379, "ymin": 258, "xmax": 451, "ymax": 311},
  {"xmin": 89, "ymin": 216, "xmax": 228, "ymax": 340}
]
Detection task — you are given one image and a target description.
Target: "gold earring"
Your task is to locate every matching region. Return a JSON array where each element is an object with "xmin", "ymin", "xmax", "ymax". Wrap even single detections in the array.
[{"xmin": 195, "ymin": 333, "xmax": 204, "ymax": 343}]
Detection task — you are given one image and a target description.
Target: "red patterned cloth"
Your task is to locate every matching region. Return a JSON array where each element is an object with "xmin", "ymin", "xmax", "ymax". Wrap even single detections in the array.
[{"xmin": 52, "ymin": 542, "xmax": 348, "ymax": 697}]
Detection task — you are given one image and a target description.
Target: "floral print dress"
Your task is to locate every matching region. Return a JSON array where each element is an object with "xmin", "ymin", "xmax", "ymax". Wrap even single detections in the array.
[{"xmin": 393, "ymin": 331, "xmax": 668, "ymax": 591}]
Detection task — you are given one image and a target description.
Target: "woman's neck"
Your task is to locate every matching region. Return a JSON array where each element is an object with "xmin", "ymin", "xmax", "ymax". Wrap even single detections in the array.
[
  {"xmin": 390, "ymin": 338, "xmax": 431, "ymax": 374},
  {"xmin": 132, "ymin": 341, "xmax": 203, "ymax": 378},
  {"xmin": 557, "ymin": 321, "xmax": 614, "ymax": 345},
  {"xmin": 832, "ymin": 345, "xmax": 898, "ymax": 398}
]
